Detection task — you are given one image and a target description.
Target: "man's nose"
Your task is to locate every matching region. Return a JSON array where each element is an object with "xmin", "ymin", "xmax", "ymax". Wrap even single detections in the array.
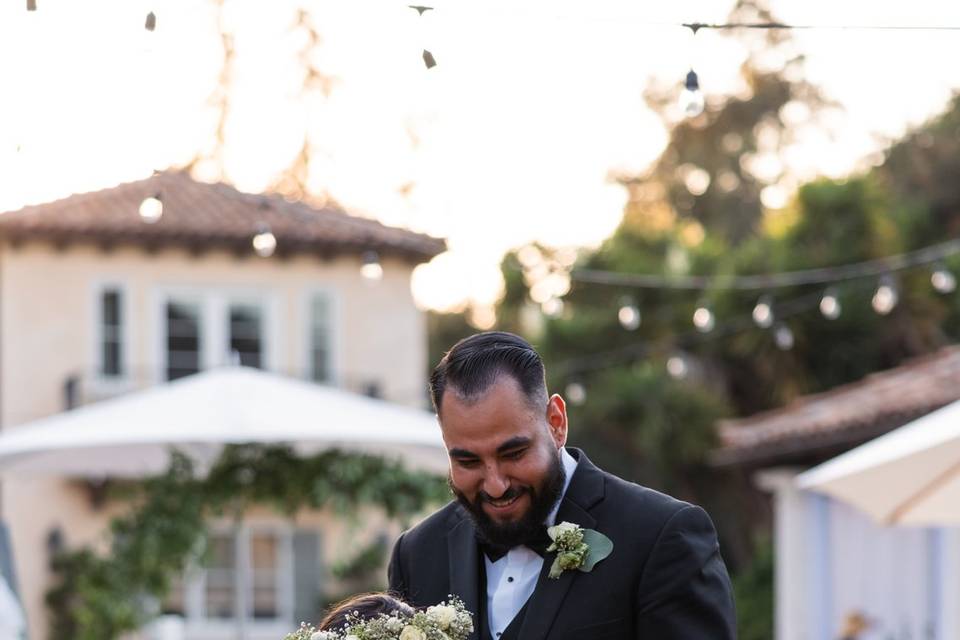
[{"xmin": 481, "ymin": 465, "xmax": 510, "ymax": 498}]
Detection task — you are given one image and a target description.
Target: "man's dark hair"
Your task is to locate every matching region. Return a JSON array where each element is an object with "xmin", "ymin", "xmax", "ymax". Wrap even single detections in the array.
[
  {"xmin": 429, "ymin": 331, "xmax": 548, "ymax": 412},
  {"xmin": 318, "ymin": 592, "xmax": 415, "ymax": 631}
]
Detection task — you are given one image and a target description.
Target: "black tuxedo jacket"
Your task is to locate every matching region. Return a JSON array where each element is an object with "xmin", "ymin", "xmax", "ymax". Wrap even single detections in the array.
[{"xmin": 388, "ymin": 449, "xmax": 736, "ymax": 640}]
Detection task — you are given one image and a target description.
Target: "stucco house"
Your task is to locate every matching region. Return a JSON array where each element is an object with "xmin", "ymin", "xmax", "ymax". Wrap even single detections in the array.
[
  {"xmin": 713, "ymin": 346, "xmax": 960, "ymax": 640},
  {"xmin": 0, "ymin": 171, "xmax": 446, "ymax": 639}
]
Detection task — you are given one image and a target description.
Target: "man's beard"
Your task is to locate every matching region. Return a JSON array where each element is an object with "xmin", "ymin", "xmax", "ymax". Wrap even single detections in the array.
[{"xmin": 450, "ymin": 449, "xmax": 566, "ymax": 549}]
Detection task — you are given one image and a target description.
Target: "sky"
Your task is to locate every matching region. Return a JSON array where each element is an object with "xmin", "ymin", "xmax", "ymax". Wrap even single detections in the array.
[{"xmin": 1, "ymin": 0, "xmax": 959, "ymax": 313}]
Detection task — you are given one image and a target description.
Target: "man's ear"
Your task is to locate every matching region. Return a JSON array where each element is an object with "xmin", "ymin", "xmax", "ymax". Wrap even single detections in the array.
[{"xmin": 546, "ymin": 394, "xmax": 568, "ymax": 447}]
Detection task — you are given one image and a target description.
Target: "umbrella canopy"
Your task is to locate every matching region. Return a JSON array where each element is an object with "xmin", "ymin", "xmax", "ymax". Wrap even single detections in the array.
[
  {"xmin": 0, "ymin": 367, "xmax": 448, "ymax": 477},
  {"xmin": 796, "ymin": 398, "xmax": 960, "ymax": 525}
]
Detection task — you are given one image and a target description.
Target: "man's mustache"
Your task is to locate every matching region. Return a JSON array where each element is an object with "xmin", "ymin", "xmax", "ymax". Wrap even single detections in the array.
[{"xmin": 477, "ymin": 485, "xmax": 529, "ymax": 504}]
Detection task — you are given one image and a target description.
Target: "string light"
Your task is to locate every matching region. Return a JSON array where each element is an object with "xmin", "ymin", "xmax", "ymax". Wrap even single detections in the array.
[
  {"xmin": 693, "ymin": 304, "xmax": 715, "ymax": 332},
  {"xmin": 361, "ymin": 250, "xmax": 384, "ymax": 281},
  {"xmin": 138, "ymin": 194, "xmax": 163, "ymax": 223},
  {"xmin": 409, "ymin": 5, "xmax": 437, "ymax": 69},
  {"xmin": 572, "ymin": 238, "xmax": 960, "ymax": 291},
  {"xmin": 752, "ymin": 295, "xmax": 774, "ymax": 328},
  {"xmin": 819, "ymin": 288, "xmax": 841, "ymax": 320},
  {"xmin": 564, "ymin": 381, "xmax": 586, "ymax": 406},
  {"xmin": 542, "ymin": 297, "xmax": 564, "ymax": 317},
  {"xmin": 666, "ymin": 355, "xmax": 689, "ymax": 379},
  {"xmin": 931, "ymin": 264, "xmax": 957, "ymax": 294},
  {"xmin": 618, "ymin": 297, "xmax": 641, "ymax": 330},
  {"xmin": 773, "ymin": 323, "xmax": 794, "ymax": 350},
  {"xmin": 679, "ymin": 70, "xmax": 705, "ymax": 118},
  {"xmin": 871, "ymin": 276, "xmax": 898, "ymax": 315},
  {"xmin": 252, "ymin": 225, "xmax": 277, "ymax": 258},
  {"xmin": 145, "ymin": 11, "xmax": 156, "ymax": 31}
]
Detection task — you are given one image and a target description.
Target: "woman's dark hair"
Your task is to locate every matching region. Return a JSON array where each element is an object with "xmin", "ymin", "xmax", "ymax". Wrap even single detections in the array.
[
  {"xmin": 318, "ymin": 592, "xmax": 415, "ymax": 632},
  {"xmin": 429, "ymin": 331, "xmax": 547, "ymax": 412}
]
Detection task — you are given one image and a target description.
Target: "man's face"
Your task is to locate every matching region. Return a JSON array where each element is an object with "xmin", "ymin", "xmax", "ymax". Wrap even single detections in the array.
[{"xmin": 439, "ymin": 375, "xmax": 568, "ymax": 545}]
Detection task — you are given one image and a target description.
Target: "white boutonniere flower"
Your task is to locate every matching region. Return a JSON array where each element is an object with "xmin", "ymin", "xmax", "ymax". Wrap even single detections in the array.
[{"xmin": 545, "ymin": 521, "xmax": 614, "ymax": 579}]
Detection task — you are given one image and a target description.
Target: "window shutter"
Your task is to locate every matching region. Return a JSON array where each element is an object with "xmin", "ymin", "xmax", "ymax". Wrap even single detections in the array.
[{"xmin": 292, "ymin": 530, "xmax": 323, "ymax": 627}]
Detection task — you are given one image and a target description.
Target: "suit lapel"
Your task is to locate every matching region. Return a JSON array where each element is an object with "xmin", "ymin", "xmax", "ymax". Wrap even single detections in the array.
[
  {"xmin": 517, "ymin": 449, "xmax": 606, "ymax": 640},
  {"xmin": 448, "ymin": 513, "xmax": 482, "ymax": 640}
]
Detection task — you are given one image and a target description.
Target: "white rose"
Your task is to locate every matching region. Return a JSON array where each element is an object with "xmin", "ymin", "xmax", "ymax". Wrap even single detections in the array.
[
  {"xmin": 427, "ymin": 604, "xmax": 458, "ymax": 629},
  {"xmin": 399, "ymin": 625, "xmax": 427, "ymax": 640},
  {"xmin": 310, "ymin": 632, "xmax": 336, "ymax": 640},
  {"xmin": 344, "ymin": 635, "xmax": 360, "ymax": 640}
]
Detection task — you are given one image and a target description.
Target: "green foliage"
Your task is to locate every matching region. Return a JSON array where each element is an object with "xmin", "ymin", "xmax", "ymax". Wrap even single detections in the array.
[
  {"xmin": 330, "ymin": 537, "xmax": 388, "ymax": 582},
  {"xmin": 732, "ymin": 538, "xmax": 774, "ymax": 640},
  {"xmin": 562, "ymin": 364, "xmax": 729, "ymax": 495},
  {"xmin": 46, "ymin": 446, "xmax": 449, "ymax": 640},
  {"xmin": 321, "ymin": 537, "xmax": 392, "ymax": 609},
  {"xmin": 491, "ymin": 3, "xmax": 960, "ymax": 578}
]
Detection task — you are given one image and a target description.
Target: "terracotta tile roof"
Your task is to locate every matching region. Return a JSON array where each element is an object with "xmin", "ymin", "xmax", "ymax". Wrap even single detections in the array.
[
  {"xmin": 711, "ymin": 345, "xmax": 960, "ymax": 467},
  {"xmin": 0, "ymin": 171, "xmax": 446, "ymax": 262}
]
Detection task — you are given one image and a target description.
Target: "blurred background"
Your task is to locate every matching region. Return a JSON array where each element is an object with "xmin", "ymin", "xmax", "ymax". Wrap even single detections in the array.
[{"xmin": 2, "ymin": 0, "xmax": 960, "ymax": 639}]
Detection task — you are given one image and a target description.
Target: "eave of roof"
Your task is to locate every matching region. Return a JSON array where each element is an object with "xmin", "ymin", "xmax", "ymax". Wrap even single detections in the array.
[
  {"xmin": 0, "ymin": 171, "xmax": 446, "ymax": 263},
  {"xmin": 712, "ymin": 345, "xmax": 960, "ymax": 467}
]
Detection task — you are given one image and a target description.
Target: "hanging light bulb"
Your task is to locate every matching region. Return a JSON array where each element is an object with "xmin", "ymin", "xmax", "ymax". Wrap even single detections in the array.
[
  {"xmin": 422, "ymin": 50, "xmax": 437, "ymax": 69},
  {"xmin": 564, "ymin": 381, "xmax": 586, "ymax": 406},
  {"xmin": 679, "ymin": 70, "xmax": 705, "ymax": 118},
  {"xmin": 819, "ymin": 288, "xmax": 841, "ymax": 320},
  {"xmin": 361, "ymin": 250, "xmax": 384, "ymax": 281},
  {"xmin": 666, "ymin": 355, "xmax": 688, "ymax": 380},
  {"xmin": 541, "ymin": 297, "xmax": 564, "ymax": 317},
  {"xmin": 409, "ymin": 5, "xmax": 437, "ymax": 69},
  {"xmin": 752, "ymin": 295, "xmax": 774, "ymax": 328},
  {"xmin": 774, "ymin": 323, "xmax": 794, "ymax": 351},
  {"xmin": 692, "ymin": 304, "xmax": 715, "ymax": 333},
  {"xmin": 145, "ymin": 11, "xmax": 156, "ymax": 31},
  {"xmin": 252, "ymin": 225, "xmax": 277, "ymax": 258},
  {"xmin": 618, "ymin": 297, "xmax": 641, "ymax": 330},
  {"xmin": 931, "ymin": 264, "xmax": 957, "ymax": 294},
  {"xmin": 138, "ymin": 194, "xmax": 163, "ymax": 223},
  {"xmin": 872, "ymin": 276, "xmax": 898, "ymax": 315}
]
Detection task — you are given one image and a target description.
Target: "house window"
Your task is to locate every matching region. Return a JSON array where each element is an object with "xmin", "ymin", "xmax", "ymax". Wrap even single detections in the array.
[
  {"xmin": 250, "ymin": 532, "xmax": 280, "ymax": 619},
  {"xmin": 309, "ymin": 294, "xmax": 332, "ymax": 382},
  {"xmin": 164, "ymin": 527, "xmax": 319, "ymax": 628},
  {"xmin": 166, "ymin": 301, "xmax": 201, "ymax": 381},
  {"xmin": 204, "ymin": 533, "xmax": 236, "ymax": 619},
  {"xmin": 229, "ymin": 304, "xmax": 263, "ymax": 368},
  {"xmin": 100, "ymin": 289, "xmax": 123, "ymax": 377}
]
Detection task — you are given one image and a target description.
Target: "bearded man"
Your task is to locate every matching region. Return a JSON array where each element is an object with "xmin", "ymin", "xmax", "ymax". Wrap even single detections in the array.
[{"xmin": 388, "ymin": 332, "xmax": 736, "ymax": 639}]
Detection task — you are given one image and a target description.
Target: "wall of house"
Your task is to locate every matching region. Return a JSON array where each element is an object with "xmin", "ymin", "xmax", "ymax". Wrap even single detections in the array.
[{"xmin": 0, "ymin": 241, "xmax": 434, "ymax": 638}]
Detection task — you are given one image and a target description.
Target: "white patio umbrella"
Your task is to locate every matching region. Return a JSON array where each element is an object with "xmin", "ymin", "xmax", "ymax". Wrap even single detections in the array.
[
  {"xmin": 796, "ymin": 398, "xmax": 960, "ymax": 525},
  {"xmin": 0, "ymin": 367, "xmax": 448, "ymax": 478}
]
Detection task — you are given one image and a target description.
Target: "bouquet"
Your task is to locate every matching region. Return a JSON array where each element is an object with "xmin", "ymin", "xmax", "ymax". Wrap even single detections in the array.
[{"xmin": 285, "ymin": 596, "xmax": 473, "ymax": 640}]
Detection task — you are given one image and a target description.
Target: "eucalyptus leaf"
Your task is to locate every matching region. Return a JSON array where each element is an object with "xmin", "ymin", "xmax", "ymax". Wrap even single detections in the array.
[{"xmin": 579, "ymin": 529, "xmax": 614, "ymax": 572}]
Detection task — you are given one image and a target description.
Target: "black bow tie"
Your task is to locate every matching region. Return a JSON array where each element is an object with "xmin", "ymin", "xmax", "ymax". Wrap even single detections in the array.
[{"xmin": 478, "ymin": 526, "xmax": 553, "ymax": 562}]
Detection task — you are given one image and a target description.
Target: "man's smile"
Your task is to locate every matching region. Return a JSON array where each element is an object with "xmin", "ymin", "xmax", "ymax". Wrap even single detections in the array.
[{"xmin": 482, "ymin": 492, "xmax": 529, "ymax": 519}]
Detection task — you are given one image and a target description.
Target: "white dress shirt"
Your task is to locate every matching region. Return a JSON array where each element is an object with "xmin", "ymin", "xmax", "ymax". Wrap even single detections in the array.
[{"xmin": 484, "ymin": 447, "xmax": 579, "ymax": 638}]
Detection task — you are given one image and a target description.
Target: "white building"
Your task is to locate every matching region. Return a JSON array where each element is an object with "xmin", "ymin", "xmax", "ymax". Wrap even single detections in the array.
[
  {"xmin": 713, "ymin": 346, "xmax": 960, "ymax": 640},
  {"xmin": 0, "ymin": 171, "xmax": 446, "ymax": 639}
]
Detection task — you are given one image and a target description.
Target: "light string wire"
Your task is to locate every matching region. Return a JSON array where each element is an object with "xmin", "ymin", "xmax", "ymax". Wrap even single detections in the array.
[
  {"xmin": 553, "ymin": 280, "xmax": 877, "ymax": 378},
  {"xmin": 570, "ymin": 238, "xmax": 960, "ymax": 291}
]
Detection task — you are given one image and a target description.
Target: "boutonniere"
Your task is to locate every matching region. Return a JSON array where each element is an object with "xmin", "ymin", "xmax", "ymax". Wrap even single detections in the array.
[{"xmin": 545, "ymin": 521, "xmax": 613, "ymax": 579}]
